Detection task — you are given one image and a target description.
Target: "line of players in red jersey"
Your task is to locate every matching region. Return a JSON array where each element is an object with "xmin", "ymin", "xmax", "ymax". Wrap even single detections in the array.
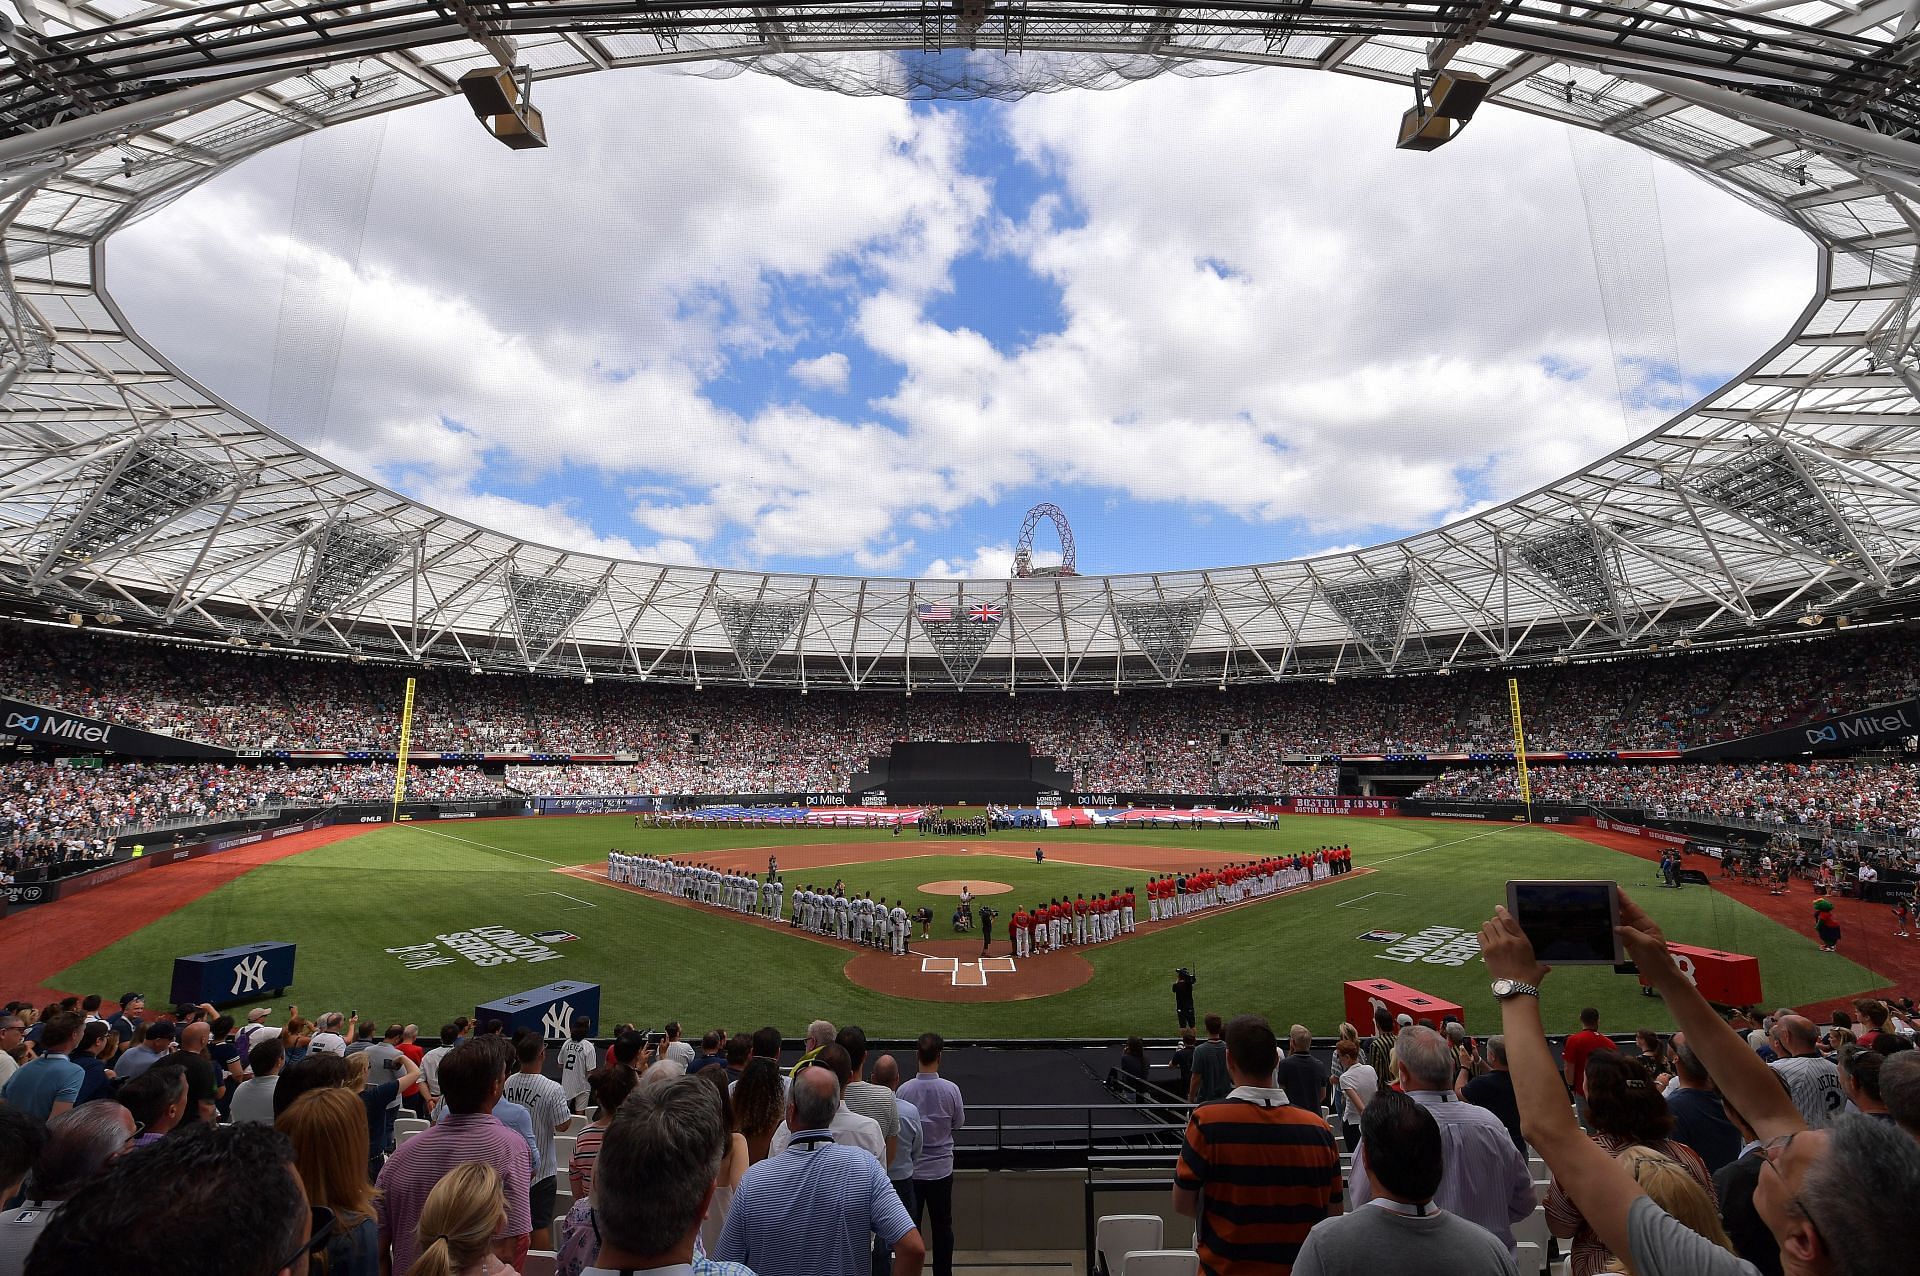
[
  {"xmin": 1010, "ymin": 889, "xmax": 1136, "ymax": 957},
  {"xmin": 1143, "ymin": 845, "xmax": 1354, "ymax": 922}
]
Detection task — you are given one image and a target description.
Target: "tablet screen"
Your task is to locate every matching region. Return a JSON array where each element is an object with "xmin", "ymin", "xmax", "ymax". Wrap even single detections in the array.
[{"xmin": 1509, "ymin": 880, "xmax": 1621, "ymax": 965}]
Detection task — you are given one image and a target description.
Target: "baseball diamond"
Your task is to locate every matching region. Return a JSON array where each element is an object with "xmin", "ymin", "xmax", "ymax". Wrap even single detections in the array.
[{"xmin": 16, "ymin": 815, "xmax": 1896, "ymax": 1037}]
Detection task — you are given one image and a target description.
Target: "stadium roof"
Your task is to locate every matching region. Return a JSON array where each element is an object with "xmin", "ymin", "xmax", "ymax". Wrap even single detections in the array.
[{"xmin": 1, "ymin": 0, "xmax": 1919, "ymax": 690}]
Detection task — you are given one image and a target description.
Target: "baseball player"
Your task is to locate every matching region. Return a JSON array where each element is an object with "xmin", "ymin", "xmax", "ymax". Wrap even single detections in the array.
[
  {"xmin": 890, "ymin": 900, "xmax": 909, "ymax": 955},
  {"xmin": 1122, "ymin": 885, "xmax": 1136, "ymax": 933},
  {"xmin": 1012, "ymin": 905, "xmax": 1031, "ymax": 958}
]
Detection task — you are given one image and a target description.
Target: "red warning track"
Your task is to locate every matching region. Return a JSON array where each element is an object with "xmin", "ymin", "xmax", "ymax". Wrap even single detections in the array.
[
  {"xmin": 0, "ymin": 825, "xmax": 370, "ymax": 1006},
  {"xmin": 1557, "ymin": 824, "xmax": 1919, "ymax": 1012}
]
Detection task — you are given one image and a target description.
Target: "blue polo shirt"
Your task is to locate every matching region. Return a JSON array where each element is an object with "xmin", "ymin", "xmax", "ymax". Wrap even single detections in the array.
[
  {"xmin": 1, "ymin": 1053, "xmax": 84, "ymax": 1120},
  {"xmin": 715, "ymin": 1133, "xmax": 915, "ymax": 1276}
]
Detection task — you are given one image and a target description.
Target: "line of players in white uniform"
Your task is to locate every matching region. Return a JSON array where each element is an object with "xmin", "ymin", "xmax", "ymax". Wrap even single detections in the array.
[
  {"xmin": 606, "ymin": 852, "xmax": 785, "ymax": 920},
  {"xmin": 788, "ymin": 886, "xmax": 914, "ymax": 956},
  {"xmin": 603, "ymin": 851, "xmax": 915, "ymax": 956}
]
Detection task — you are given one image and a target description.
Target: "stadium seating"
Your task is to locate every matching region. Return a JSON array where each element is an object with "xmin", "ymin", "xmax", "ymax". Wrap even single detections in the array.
[
  {"xmin": 3, "ymin": 620, "xmax": 1916, "ymax": 765},
  {"xmin": 1095, "ymin": 1213, "xmax": 1163, "ymax": 1276},
  {"xmin": 1417, "ymin": 760, "xmax": 1920, "ymax": 841}
]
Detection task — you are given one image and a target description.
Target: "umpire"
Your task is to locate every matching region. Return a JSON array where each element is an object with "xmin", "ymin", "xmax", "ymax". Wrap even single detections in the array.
[{"xmin": 1172, "ymin": 968, "xmax": 1197, "ymax": 1029}]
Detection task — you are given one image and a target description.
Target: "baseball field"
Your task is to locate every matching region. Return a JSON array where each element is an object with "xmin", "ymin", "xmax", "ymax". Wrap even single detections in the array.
[{"xmin": 35, "ymin": 815, "xmax": 1888, "ymax": 1038}]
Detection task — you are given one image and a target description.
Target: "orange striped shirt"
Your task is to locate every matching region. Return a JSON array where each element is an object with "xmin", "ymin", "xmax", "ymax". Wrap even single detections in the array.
[{"xmin": 1175, "ymin": 1091, "xmax": 1341, "ymax": 1276}]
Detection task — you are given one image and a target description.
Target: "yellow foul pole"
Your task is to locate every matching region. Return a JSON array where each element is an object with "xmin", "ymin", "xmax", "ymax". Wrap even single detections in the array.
[
  {"xmin": 1508, "ymin": 676, "xmax": 1533, "ymax": 824},
  {"xmin": 391, "ymin": 676, "xmax": 416, "ymax": 822}
]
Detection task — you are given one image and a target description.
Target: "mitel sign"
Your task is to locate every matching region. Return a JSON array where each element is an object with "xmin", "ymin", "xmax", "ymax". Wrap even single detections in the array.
[
  {"xmin": 1803, "ymin": 704, "xmax": 1915, "ymax": 746},
  {"xmin": 1687, "ymin": 697, "xmax": 1920, "ymax": 760},
  {"xmin": 3, "ymin": 709, "xmax": 109, "ymax": 744},
  {"xmin": 0, "ymin": 696, "xmax": 236, "ymax": 758}
]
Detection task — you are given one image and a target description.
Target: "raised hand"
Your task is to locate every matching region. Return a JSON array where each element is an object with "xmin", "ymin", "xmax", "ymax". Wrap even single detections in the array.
[{"xmin": 1614, "ymin": 891, "xmax": 1676, "ymax": 975}]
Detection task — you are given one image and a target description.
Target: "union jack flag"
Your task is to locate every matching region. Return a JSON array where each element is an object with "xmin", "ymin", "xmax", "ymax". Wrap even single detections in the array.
[
  {"xmin": 968, "ymin": 603, "xmax": 1003, "ymax": 624},
  {"xmin": 917, "ymin": 603, "xmax": 953, "ymax": 623}
]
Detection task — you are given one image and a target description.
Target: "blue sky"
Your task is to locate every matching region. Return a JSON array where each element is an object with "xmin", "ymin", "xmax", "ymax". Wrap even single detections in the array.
[{"xmin": 107, "ymin": 65, "xmax": 1813, "ymax": 578}]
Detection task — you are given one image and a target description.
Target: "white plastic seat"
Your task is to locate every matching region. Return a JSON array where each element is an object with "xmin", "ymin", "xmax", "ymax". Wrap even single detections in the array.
[
  {"xmin": 393, "ymin": 1117, "xmax": 429, "ymax": 1146},
  {"xmin": 1122, "ymin": 1250, "xmax": 1199, "ymax": 1276},
  {"xmin": 561, "ymin": 1113, "xmax": 588, "ymax": 1134},
  {"xmin": 553, "ymin": 1133, "xmax": 577, "ymax": 1166},
  {"xmin": 1096, "ymin": 1216, "xmax": 1163, "ymax": 1276},
  {"xmin": 1514, "ymin": 1241, "xmax": 1545, "ymax": 1276}
]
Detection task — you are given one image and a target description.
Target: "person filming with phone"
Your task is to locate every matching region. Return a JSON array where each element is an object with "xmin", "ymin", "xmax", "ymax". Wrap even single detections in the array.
[{"xmin": 1480, "ymin": 886, "xmax": 1920, "ymax": 1276}]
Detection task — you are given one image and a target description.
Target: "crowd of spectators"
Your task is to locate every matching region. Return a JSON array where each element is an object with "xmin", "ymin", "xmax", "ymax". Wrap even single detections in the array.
[
  {"xmin": 4, "ymin": 623, "xmax": 1918, "ymax": 776},
  {"xmin": 4, "ymin": 896, "xmax": 1920, "ymax": 1276},
  {"xmin": 0, "ymin": 762, "xmax": 506, "ymax": 872},
  {"xmin": 0, "ymin": 996, "xmax": 971, "ymax": 1276},
  {"xmin": 1416, "ymin": 761, "xmax": 1920, "ymax": 843}
]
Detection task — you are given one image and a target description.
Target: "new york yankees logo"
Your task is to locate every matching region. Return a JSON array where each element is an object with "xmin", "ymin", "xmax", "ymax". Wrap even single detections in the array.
[
  {"xmin": 230, "ymin": 955, "xmax": 268, "ymax": 995},
  {"xmin": 539, "ymin": 1000, "xmax": 577, "ymax": 1040}
]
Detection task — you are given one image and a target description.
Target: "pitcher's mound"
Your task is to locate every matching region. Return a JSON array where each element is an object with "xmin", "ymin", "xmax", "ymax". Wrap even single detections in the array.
[
  {"xmin": 920, "ymin": 880, "xmax": 1011, "ymax": 896},
  {"xmin": 846, "ymin": 940, "xmax": 1092, "ymax": 1002}
]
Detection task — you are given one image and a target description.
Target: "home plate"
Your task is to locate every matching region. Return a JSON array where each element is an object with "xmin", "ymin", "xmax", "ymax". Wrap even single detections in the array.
[{"xmin": 921, "ymin": 956, "xmax": 1017, "ymax": 987}]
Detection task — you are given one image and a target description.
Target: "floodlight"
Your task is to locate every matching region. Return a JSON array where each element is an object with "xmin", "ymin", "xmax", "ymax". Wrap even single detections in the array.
[
  {"xmin": 458, "ymin": 67, "xmax": 518, "ymax": 118},
  {"xmin": 1397, "ymin": 107, "xmax": 1453, "ymax": 151},
  {"xmin": 1429, "ymin": 70, "xmax": 1491, "ymax": 122},
  {"xmin": 456, "ymin": 66, "xmax": 550, "ymax": 151},
  {"xmin": 489, "ymin": 104, "xmax": 547, "ymax": 150}
]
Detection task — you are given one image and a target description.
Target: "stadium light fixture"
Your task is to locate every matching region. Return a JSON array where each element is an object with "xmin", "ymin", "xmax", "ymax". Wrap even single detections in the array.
[
  {"xmin": 456, "ymin": 66, "xmax": 547, "ymax": 151},
  {"xmin": 1395, "ymin": 68, "xmax": 1490, "ymax": 152}
]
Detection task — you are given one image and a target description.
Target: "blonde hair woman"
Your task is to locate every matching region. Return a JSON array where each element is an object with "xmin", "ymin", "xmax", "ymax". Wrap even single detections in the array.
[
  {"xmin": 1604, "ymin": 1145, "xmax": 1734, "ymax": 1274},
  {"xmin": 406, "ymin": 1162, "xmax": 512, "ymax": 1276},
  {"xmin": 277, "ymin": 1088, "xmax": 381, "ymax": 1276}
]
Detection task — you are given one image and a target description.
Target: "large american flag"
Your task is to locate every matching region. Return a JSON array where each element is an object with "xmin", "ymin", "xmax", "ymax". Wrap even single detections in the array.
[{"xmin": 917, "ymin": 603, "xmax": 954, "ymax": 623}]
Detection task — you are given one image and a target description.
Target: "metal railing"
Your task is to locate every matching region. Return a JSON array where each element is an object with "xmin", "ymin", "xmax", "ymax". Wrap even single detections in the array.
[{"xmin": 953, "ymin": 1099, "xmax": 1195, "ymax": 1170}]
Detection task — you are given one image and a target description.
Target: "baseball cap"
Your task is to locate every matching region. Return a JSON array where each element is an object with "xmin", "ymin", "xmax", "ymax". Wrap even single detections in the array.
[
  {"xmin": 144, "ymin": 1021, "xmax": 176, "ymax": 1041},
  {"xmin": 1396, "ymin": 1014, "xmax": 1414, "ymax": 1028},
  {"xmin": 247, "ymin": 1007, "xmax": 272, "ymax": 1022},
  {"xmin": 119, "ymin": 992, "xmax": 144, "ymax": 1007}
]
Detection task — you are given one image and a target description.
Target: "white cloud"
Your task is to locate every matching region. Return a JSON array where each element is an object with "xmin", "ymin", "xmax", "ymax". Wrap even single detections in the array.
[
  {"xmin": 103, "ymin": 66, "xmax": 1812, "ymax": 573},
  {"xmin": 789, "ymin": 351, "xmax": 852, "ymax": 392},
  {"xmin": 923, "ymin": 542, "xmax": 1062, "ymax": 579}
]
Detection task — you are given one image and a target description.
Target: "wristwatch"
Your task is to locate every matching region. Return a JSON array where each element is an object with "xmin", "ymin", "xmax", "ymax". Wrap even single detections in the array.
[{"xmin": 1491, "ymin": 978, "xmax": 1541, "ymax": 1000}]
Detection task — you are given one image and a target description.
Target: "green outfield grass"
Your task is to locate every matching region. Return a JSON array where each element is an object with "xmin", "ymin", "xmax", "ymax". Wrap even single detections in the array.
[{"xmin": 54, "ymin": 816, "xmax": 1880, "ymax": 1039}]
